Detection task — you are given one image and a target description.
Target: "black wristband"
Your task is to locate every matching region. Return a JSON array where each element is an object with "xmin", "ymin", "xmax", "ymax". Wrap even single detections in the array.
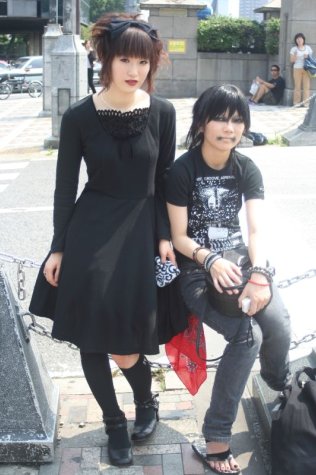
[
  {"xmin": 249, "ymin": 265, "xmax": 275, "ymax": 282},
  {"xmin": 204, "ymin": 253, "xmax": 221, "ymax": 273}
]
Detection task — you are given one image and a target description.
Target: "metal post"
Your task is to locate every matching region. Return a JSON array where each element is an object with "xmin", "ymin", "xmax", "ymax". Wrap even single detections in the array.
[
  {"xmin": 45, "ymin": 0, "xmax": 87, "ymax": 147},
  {"xmin": 41, "ymin": 0, "xmax": 63, "ymax": 116},
  {"xmin": 282, "ymin": 94, "xmax": 316, "ymax": 145}
]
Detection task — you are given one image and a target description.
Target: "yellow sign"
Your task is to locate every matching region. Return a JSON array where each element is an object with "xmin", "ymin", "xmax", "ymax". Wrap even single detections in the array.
[{"xmin": 168, "ymin": 39, "xmax": 186, "ymax": 54}]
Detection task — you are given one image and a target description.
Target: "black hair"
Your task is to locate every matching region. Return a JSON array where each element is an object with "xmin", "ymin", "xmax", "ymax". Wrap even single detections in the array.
[
  {"xmin": 271, "ymin": 64, "xmax": 280, "ymax": 72},
  {"xmin": 186, "ymin": 84, "xmax": 250, "ymax": 150},
  {"xmin": 91, "ymin": 12, "xmax": 165, "ymax": 92},
  {"xmin": 294, "ymin": 33, "xmax": 306, "ymax": 46}
]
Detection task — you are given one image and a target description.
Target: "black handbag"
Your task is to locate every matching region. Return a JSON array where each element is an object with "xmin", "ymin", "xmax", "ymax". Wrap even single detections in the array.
[
  {"xmin": 271, "ymin": 367, "xmax": 316, "ymax": 475},
  {"xmin": 206, "ymin": 246, "xmax": 251, "ymax": 317}
]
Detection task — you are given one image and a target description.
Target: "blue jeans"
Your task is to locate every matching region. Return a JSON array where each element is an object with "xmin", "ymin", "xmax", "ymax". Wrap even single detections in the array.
[{"xmin": 178, "ymin": 264, "xmax": 291, "ymax": 443}]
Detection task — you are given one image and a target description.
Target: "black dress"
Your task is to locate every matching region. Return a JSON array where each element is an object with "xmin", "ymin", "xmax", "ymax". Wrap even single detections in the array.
[{"xmin": 29, "ymin": 95, "xmax": 187, "ymax": 354}]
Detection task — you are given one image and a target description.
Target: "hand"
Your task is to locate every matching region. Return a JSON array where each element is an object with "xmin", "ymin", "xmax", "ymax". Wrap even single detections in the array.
[
  {"xmin": 43, "ymin": 252, "xmax": 63, "ymax": 287},
  {"xmin": 210, "ymin": 258, "xmax": 242, "ymax": 295},
  {"xmin": 159, "ymin": 239, "xmax": 176, "ymax": 266},
  {"xmin": 238, "ymin": 281, "xmax": 271, "ymax": 316}
]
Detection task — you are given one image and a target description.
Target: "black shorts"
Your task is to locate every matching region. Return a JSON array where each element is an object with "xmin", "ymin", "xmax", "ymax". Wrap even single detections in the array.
[{"xmin": 263, "ymin": 90, "xmax": 278, "ymax": 105}]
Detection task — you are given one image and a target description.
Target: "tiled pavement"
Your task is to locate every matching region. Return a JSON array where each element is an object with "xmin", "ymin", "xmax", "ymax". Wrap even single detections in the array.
[
  {"xmin": 0, "ymin": 373, "xmax": 212, "ymax": 475},
  {"xmin": 0, "ymin": 94, "xmax": 308, "ymax": 157}
]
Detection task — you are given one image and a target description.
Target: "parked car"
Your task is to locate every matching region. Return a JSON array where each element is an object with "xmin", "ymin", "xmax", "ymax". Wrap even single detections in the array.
[
  {"xmin": 0, "ymin": 56, "xmax": 43, "ymax": 92},
  {"xmin": 0, "ymin": 61, "xmax": 10, "ymax": 82},
  {"xmin": 8, "ymin": 56, "xmax": 43, "ymax": 82}
]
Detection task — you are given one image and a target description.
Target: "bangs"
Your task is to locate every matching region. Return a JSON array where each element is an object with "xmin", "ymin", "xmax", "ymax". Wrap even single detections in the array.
[
  {"xmin": 186, "ymin": 85, "xmax": 250, "ymax": 149},
  {"xmin": 204, "ymin": 94, "xmax": 250, "ymax": 131},
  {"xmin": 112, "ymin": 28, "xmax": 155, "ymax": 61}
]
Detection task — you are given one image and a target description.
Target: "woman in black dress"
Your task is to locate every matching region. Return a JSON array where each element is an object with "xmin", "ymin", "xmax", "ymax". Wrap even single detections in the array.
[{"xmin": 30, "ymin": 12, "xmax": 178, "ymax": 466}]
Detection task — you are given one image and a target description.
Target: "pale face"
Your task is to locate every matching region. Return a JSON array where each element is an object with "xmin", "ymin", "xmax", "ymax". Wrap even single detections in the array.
[
  {"xmin": 202, "ymin": 111, "xmax": 245, "ymax": 155},
  {"xmin": 296, "ymin": 36, "xmax": 305, "ymax": 48},
  {"xmin": 110, "ymin": 56, "xmax": 150, "ymax": 94}
]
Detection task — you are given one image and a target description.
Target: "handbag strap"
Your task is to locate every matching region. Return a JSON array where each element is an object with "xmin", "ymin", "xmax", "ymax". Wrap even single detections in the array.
[{"xmin": 298, "ymin": 367, "xmax": 316, "ymax": 385}]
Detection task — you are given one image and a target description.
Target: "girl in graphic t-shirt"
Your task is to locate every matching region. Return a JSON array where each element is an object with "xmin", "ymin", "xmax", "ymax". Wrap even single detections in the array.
[
  {"xmin": 290, "ymin": 32, "xmax": 313, "ymax": 106},
  {"xmin": 166, "ymin": 85, "xmax": 291, "ymax": 474}
]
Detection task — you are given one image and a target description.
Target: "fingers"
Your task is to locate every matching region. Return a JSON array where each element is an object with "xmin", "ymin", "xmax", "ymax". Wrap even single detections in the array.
[
  {"xmin": 43, "ymin": 254, "xmax": 63, "ymax": 287},
  {"xmin": 43, "ymin": 266, "xmax": 58, "ymax": 287},
  {"xmin": 217, "ymin": 274, "xmax": 240, "ymax": 295},
  {"xmin": 211, "ymin": 260, "xmax": 242, "ymax": 294},
  {"xmin": 166, "ymin": 249, "xmax": 177, "ymax": 266},
  {"xmin": 159, "ymin": 240, "xmax": 177, "ymax": 266},
  {"xmin": 238, "ymin": 289, "xmax": 271, "ymax": 316}
]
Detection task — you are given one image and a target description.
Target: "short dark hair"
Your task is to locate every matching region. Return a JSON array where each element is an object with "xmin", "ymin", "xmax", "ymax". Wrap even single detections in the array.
[
  {"xmin": 186, "ymin": 85, "xmax": 250, "ymax": 150},
  {"xmin": 271, "ymin": 64, "xmax": 280, "ymax": 72},
  {"xmin": 294, "ymin": 33, "xmax": 306, "ymax": 46},
  {"xmin": 91, "ymin": 12, "xmax": 165, "ymax": 92}
]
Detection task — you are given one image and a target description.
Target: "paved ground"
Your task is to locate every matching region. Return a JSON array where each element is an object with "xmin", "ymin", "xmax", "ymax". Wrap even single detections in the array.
[{"xmin": 0, "ymin": 94, "xmax": 314, "ymax": 475}]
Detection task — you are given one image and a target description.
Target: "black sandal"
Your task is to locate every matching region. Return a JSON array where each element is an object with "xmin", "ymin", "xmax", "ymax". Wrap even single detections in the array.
[{"xmin": 192, "ymin": 442, "xmax": 240, "ymax": 474}]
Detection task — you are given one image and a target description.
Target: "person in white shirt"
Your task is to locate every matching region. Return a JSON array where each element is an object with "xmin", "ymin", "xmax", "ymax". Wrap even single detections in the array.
[{"xmin": 290, "ymin": 33, "xmax": 313, "ymax": 106}]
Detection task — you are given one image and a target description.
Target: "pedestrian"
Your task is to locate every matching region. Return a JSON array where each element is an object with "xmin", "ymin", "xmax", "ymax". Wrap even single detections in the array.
[
  {"xmin": 166, "ymin": 85, "xmax": 292, "ymax": 474},
  {"xmin": 290, "ymin": 33, "xmax": 313, "ymax": 106},
  {"xmin": 29, "ymin": 12, "xmax": 184, "ymax": 467},
  {"xmin": 83, "ymin": 39, "xmax": 96, "ymax": 94},
  {"xmin": 249, "ymin": 64, "xmax": 285, "ymax": 105}
]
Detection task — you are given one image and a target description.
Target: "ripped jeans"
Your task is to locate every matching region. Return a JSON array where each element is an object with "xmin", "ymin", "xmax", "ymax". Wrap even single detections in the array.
[{"xmin": 178, "ymin": 263, "xmax": 291, "ymax": 444}]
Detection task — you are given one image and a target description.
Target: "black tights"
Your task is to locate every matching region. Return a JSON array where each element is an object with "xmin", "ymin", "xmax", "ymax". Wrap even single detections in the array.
[{"xmin": 80, "ymin": 352, "xmax": 152, "ymax": 419}]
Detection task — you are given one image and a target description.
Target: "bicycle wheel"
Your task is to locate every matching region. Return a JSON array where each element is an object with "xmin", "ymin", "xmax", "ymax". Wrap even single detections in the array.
[
  {"xmin": 28, "ymin": 81, "xmax": 43, "ymax": 98},
  {"xmin": 0, "ymin": 83, "xmax": 12, "ymax": 100}
]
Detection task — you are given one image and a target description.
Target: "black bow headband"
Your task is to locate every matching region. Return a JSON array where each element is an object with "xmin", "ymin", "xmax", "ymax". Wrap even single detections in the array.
[{"xmin": 107, "ymin": 19, "xmax": 158, "ymax": 41}]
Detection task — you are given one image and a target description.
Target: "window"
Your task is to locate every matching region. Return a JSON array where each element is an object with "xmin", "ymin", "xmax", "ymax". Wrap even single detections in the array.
[
  {"xmin": 0, "ymin": 0, "xmax": 7, "ymax": 16},
  {"xmin": 30, "ymin": 58, "xmax": 43, "ymax": 68}
]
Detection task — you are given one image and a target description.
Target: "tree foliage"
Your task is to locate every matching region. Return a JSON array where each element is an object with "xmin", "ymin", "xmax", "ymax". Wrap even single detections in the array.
[
  {"xmin": 264, "ymin": 17, "xmax": 280, "ymax": 55},
  {"xmin": 198, "ymin": 16, "xmax": 268, "ymax": 54},
  {"xmin": 89, "ymin": 0, "xmax": 125, "ymax": 23}
]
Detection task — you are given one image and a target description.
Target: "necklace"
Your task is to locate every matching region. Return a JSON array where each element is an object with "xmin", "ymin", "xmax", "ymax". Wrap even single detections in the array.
[{"xmin": 98, "ymin": 90, "xmax": 149, "ymax": 112}]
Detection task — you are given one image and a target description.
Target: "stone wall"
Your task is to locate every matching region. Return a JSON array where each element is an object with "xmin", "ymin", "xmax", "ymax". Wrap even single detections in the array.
[
  {"xmin": 196, "ymin": 53, "xmax": 278, "ymax": 97},
  {"xmin": 144, "ymin": 1, "xmax": 204, "ymax": 98},
  {"xmin": 154, "ymin": 51, "xmax": 278, "ymax": 98},
  {"xmin": 142, "ymin": 0, "xmax": 316, "ymax": 101}
]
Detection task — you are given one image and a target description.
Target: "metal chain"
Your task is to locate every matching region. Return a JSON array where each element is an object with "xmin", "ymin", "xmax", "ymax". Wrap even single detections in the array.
[
  {"xmin": 1, "ymin": 251, "xmax": 316, "ymax": 369},
  {"xmin": 276, "ymin": 269, "xmax": 316, "ymax": 289},
  {"xmin": 0, "ymin": 252, "xmax": 40, "ymax": 301}
]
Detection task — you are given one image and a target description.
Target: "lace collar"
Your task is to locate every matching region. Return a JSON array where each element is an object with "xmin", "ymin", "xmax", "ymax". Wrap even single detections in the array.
[{"xmin": 97, "ymin": 107, "xmax": 150, "ymax": 139}]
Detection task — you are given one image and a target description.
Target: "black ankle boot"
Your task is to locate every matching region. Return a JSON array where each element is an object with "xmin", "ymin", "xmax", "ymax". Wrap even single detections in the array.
[
  {"xmin": 131, "ymin": 393, "xmax": 159, "ymax": 441},
  {"xmin": 104, "ymin": 413, "xmax": 132, "ymax": 466}
]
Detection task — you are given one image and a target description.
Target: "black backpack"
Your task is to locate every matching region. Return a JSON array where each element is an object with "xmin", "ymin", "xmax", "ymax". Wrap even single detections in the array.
[
  {"xmin": 246, "ymin": 131, "xmax": 268, "ymax": 146},
  {"xmin": 271, "ymin": 366, "xmax": 316, "ymax": 475}
]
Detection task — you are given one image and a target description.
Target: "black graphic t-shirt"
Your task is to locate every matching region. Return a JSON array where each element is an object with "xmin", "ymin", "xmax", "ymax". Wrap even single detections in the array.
[{"xmin": 166, "ymin": 147, "xmax": 264, "ymax": 263}]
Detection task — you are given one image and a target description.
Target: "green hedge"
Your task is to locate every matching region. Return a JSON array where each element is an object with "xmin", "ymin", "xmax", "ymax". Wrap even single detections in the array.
[
  {"xmin": 197, "ymin": 16, "xmax": 279, "ymax": 54},
  {"xmin": 264, "ymin": 17, "xmax": 280, "ymax": 55}
]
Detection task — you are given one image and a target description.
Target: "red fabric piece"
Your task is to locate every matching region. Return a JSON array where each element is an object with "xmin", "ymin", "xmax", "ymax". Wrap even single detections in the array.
[{"xmin": 165, "ymin": 314, "xmax": 207, "ymax": 395}]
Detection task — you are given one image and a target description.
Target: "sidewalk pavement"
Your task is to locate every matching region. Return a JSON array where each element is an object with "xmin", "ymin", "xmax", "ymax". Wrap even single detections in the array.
[
  {"xmin": 0, "ymin": 94, "xmax": 308, "ymax": 158},
  {"xmin": 0, "ymin": 94, "xmax": 312, "ymax": 475}
]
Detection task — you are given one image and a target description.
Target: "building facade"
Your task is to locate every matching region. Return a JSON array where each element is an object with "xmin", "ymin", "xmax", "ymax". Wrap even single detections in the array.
[
  {"xmin": 0, "ymin": 0, "xmax": 89, "ymax": 60},
  {"xmin": 216, "ymin": 0, "xmax": 239, "ymax": 17},
  {"xmin": 239, "ymin": 0, "xmax": 264, "ymax": 21}
]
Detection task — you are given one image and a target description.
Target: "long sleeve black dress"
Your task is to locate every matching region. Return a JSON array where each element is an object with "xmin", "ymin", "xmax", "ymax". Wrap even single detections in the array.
[{"xmin": 29, "ymin": 94, "xmax": 186, "ymax": 354}]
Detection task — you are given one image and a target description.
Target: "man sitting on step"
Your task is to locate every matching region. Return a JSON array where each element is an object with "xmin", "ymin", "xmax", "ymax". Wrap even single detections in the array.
[{"xmin": 249, "ymin": 64, "xmax": 285, "ymax": 105}]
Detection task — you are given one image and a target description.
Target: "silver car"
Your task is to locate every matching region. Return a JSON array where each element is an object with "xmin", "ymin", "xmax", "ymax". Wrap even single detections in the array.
[{"xmin": 9, "ymin": 56, "xmax": 43, "ymax": 82}]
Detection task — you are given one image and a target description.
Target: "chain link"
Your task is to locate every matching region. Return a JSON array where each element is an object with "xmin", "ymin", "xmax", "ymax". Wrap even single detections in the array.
[
  {"xmin": 0, "ymin": 252, "xmax": 40, "ymax": 301},
  {"xmin": 277, "ymin": 269, "xmax": 316, "ymax": 289},
  {"xmin": 1, "ymin": 251, "xmax": 316, "ymax": 369}
]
